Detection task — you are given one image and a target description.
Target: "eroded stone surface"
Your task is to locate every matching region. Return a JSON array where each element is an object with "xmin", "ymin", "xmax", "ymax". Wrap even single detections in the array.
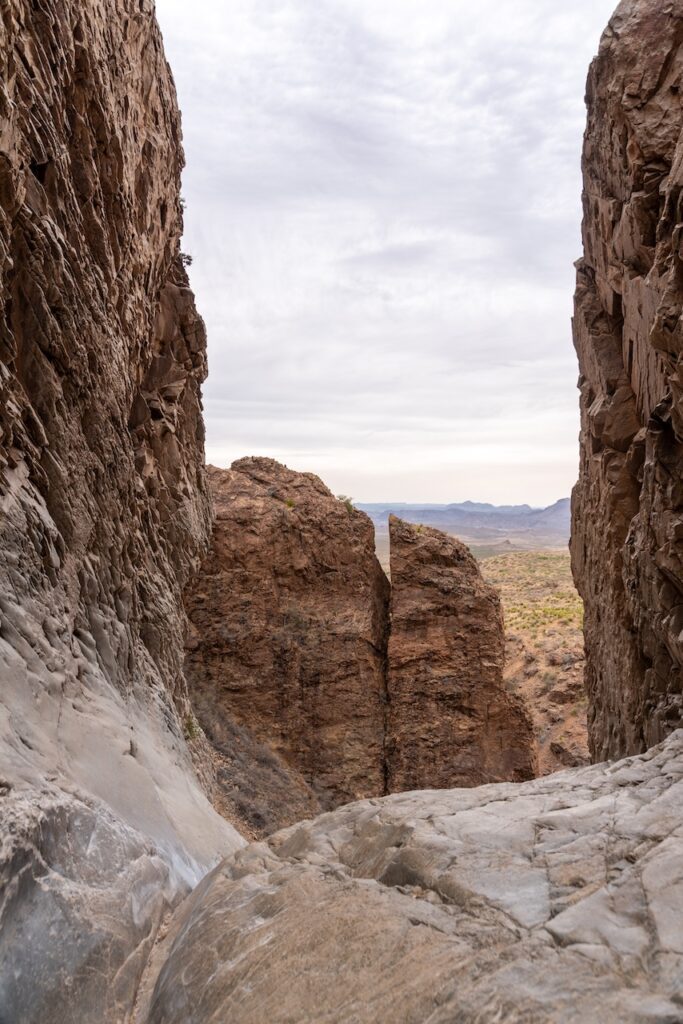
[
  {"xmin": 571, "ymin": 0, "xmax": 683, "ymax": 758},
  {"xmin": 0, "ymin": 3, "xmax": 242, "ymax": 1020},
  {"xmin": 184, "ymin": 460, "xmax": 390, "ymax": 813},
  {"xmin": 185, "ymin": 473, "xmax": 538, "ymax": 825},
  {"xmin": 1, "ymin": 793, "xmax": 180, "ymax": 1024},
  {"xmin": 141, "ymin": 732, "xmax": 683, "ymax": 1024},
  {"xmin": 387, "ymin": 516, "xmax": 537, "ymax": 790}
]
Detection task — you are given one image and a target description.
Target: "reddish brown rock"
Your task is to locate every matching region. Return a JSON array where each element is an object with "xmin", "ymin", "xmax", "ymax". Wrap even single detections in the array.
[
  {"xmin": 185, "ymin": 459, "xmax": 391, "ymax": 811},
  {"xmin": 571, "ymin": 0, "xmax": 683, "ymax": 760},
  {"xmin": 385, "ymin": 516, "xmax": 536, "ymax": 790},
  {"xmin": 186, "ymin": 470, "xmax": 539, "ymax": 814}
]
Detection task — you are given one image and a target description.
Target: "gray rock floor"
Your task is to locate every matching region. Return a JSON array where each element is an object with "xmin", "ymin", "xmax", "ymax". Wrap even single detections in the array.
[{"xmin": 140, "ymin": 732, "xmax": 683, "ymax": 1023}]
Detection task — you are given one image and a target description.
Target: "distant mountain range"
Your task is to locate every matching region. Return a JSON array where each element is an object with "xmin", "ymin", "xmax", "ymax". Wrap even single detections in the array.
[{"xmin": 357, "ymin": 498, "xmax": 571, "ymax": 563}]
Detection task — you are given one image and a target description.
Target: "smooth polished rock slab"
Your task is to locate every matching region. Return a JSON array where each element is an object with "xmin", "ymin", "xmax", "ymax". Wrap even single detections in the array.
[{"xmin": 141, "ymin": 732, "xmax": 683, "ymax": 1024}]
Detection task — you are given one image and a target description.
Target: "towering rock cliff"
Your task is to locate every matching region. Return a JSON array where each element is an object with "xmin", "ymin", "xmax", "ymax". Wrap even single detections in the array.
[
  {"xmin": 185, "ymin": 459, "xmax": 389, "ymax": 814},
  {"xmin": 0, "ymin": 3, "xmax": 241, "ymax": 1020},
  {"xmin": 571, "ymin": 0, "xmax": 683, "ymax": 759},
  {"xmin": 185, "ymin": 469, "xmax": 536, "ymax": 817},
  {"xmin": 386, "ymin": 516, "xmax": 536, "ymax": 790}
]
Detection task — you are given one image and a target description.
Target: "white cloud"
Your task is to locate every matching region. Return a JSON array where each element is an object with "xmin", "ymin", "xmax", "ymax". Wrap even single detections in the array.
[{"xmin": 155, "ymin": 0, "xmax": 617, "ymax": 504}]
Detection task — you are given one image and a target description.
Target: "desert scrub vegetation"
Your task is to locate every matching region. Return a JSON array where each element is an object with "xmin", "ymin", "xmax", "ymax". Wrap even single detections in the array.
[
  {"xmin": 482, "ymin": 552, "xmax": 583, "ymax": 633},
  {"xmin": 183, "ymin": 713, "xmax": 199, "ymax": 741},
  {"xmin": 481, "ymin": 549, "xmax": 588, "ymax": 774}
]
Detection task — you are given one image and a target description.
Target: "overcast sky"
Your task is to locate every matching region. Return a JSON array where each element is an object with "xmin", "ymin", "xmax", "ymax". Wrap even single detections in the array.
[{"xmin": 155, "ymin": 0, "xmax": 617, "ymax": 505}]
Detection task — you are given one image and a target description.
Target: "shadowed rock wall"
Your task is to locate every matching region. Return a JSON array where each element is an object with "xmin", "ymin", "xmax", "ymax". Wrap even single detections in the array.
[
  {"xmin": 386, "ymin": 516, "xmax": 536, "ymax": 790},
  {"xmin": 0, "ymin": 3, "xmax": 242, "ymax": 1021},
  {"xmin": 571, "ymin": 0, "xmax": 683, "ymax": 759}
]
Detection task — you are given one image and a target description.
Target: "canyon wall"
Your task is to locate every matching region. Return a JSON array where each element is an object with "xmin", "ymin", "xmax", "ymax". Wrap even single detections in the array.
[
  {"xmin": 186, "ymin": 466, "xmax": 536, "ymax": 813},
  {"xmin": 386, "ymin": 516, "xmax": 536, "ymax": 790},
  {"xmin": 0, "ymin": 3, "xmax": 241, "ymax": 1021},
  {"xmin": 184, "ymin": 459, "xmax": 389, "ymax": 814},
  {"xmin": 571, "ymin": 0, "xmax": 683, "ymax": 759},
  {"xmin": 8, "ymin": 0, "xmax": 683, "ymax": 1019}
]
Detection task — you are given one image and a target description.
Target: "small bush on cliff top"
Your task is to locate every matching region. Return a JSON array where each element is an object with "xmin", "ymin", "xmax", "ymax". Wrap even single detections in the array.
[{"xmin": 337, "ymin": 495, "xmax": 354, "ymax": 513}]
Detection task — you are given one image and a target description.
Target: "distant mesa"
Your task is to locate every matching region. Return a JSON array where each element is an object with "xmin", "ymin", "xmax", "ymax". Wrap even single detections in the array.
[{"xmin": 359, "ymin": 496, "xmax": 571, "ymax": 568}]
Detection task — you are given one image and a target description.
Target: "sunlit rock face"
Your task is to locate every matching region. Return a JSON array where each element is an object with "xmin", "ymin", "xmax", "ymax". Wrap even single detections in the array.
[
  {"xmin": 571, "ymin": 0, "xmax": 683, "ymax": 759},
  {"xmin": 139, "ymin": 732, "xmax": 683, "ymax": 1024},
  {"xmin": 0, "ymin": 3, "xmax": 242, "ymax": 1020},
  {"xmin": 386, "ymin": 515, "xmax": 536, "ymax": 790}
]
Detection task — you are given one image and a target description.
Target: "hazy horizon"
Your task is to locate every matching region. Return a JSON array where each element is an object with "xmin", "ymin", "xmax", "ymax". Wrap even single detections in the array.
[
  {"xmin": 355, "ymin": 497, "xmax": 569, "ymax": 508},
  {"xmin": 156, "ymin": 0, "xmax": 618, "ymax": 505}
]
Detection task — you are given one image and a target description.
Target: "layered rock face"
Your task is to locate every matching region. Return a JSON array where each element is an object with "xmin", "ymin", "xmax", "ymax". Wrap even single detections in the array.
[
  {"xmin": 386, "ymin": 516, "xmax": 536, "ymax": 790},
  {"xmin": 0, "ymin": 3, "xmax": 241, "ymax": 1021},
  {"xmin": 10, "ymin": 0, "xmax": 683, "ymax": 1018},
  {"xmin": 571, "ymin": 0, "xmax": 683, "ymax": 759},
  {"xmin": 185, "ymin": 459, "xmax": 390, "ymax": 812},
  {"xmin": 185, "ymin": 466, "xmax": 536, "ymax": 821},
  {"xmin": 139, "ymin": 731, "xmax": 683, "ymax": 1024}
]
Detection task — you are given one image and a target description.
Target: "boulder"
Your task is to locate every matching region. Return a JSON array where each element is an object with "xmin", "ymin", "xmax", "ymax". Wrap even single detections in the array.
[{"xmin": 386, "ymin": 516, "xmax": 536, "ymax": 790}]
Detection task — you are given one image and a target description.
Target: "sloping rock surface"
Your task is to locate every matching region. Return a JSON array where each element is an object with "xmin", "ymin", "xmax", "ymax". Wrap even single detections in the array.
[
  {"xmin": 185, "ymin": 459, "xmax": 390, "ymax": 812},
  {"xmin": 571, "ymin": 0, "xmax": 683, "ymax": 758},
  {"xmin": 140, "ymin": 731, "xmax": 683, "ymax": 1024},
  {"xmin": 0, "ymin": 3, "xmax": 242, "ymax": 1020},
  {"xmin": 387, "ymin": 516, "xmax": 536, "ymax": 789}
]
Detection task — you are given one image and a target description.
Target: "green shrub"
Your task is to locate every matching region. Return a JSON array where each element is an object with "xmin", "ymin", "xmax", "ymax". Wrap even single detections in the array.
[{"xmin": 184, "ymin": 714, "xmax": 199, "ymax": 741}]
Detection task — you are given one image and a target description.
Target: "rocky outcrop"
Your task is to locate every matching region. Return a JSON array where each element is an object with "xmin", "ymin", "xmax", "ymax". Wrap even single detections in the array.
[
  {"xmin": 386, "ymin": 516, "xmax": 536, "ymax": 789},
  {"xmin": 184, "ymin": 459, "xmax": 390, "ymax": 811},
  {"xmin": 185, "ymin": 470, "xmax": 536, "ymax": 820},
  {"xmin": 571, "ymin": 0, "xmax": 683, "ymax": 759},
  {"xmin": 138, "ymin": 730, "xmax": 683, "ymax": 1023},
  {"xmin": 0, "ymin": 3, "xmax": 241, "ymax": 1020}
]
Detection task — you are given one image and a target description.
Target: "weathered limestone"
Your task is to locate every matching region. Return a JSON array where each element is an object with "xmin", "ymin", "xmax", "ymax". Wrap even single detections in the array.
[
  {"xmin": 386, "ymin": 516, "xmax": 536, "ymax": 790},
  {"xmin": 571, "ymin": 0, "xmax": 683, "ymax": 759},
  {"xmin": 139, "ymin": 732, "xmax": 683, "ymax": 1024},
  {"xmin": 0, "ymin": 3, "xmax": 242, "ymax": 1020}
]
